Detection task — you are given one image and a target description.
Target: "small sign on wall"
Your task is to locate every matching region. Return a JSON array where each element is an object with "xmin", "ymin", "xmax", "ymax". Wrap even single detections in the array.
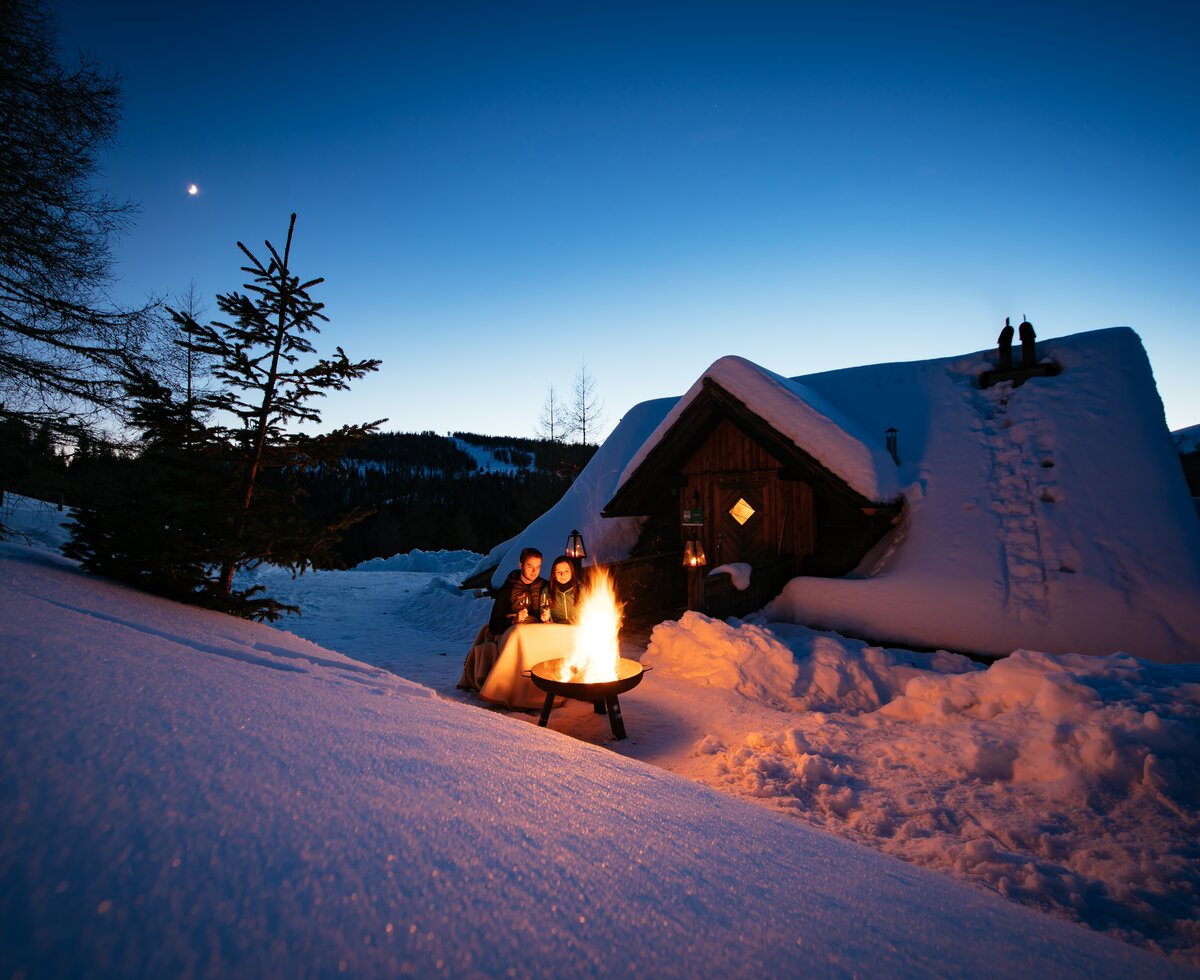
[{"xmin": 682, "ymin": 509, "xmax": 704, "ymax": 525}]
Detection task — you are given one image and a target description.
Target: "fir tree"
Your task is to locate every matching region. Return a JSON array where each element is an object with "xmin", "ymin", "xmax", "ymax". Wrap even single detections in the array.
[
  {"xmin": 66, "ymin": 215, "xmax": 384, "ymax": 621},
  {"xmin": 63, "ymin": 367, "xmax": 226, "ymax": 606},
  {"xmin": 178, "ymin": 214, "xmax": 384, "ymax": 615}
]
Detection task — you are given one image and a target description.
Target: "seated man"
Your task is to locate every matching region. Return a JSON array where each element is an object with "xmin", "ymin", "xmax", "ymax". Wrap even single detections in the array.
[
  {"xmin": 487, "ymin": 547, "xmax": 550, "ymax": 636},
  {"xmin": 459, "ymin": 547, "xmax": 549, "ymax": 692}
]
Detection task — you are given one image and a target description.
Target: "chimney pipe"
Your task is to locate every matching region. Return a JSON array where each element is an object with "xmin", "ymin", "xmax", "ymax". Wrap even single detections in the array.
[
  {"xmin": 885, "ymin": 427, "xmax": 899, "ymax": 465},
  {"xmin": 1019, "ymin": 318, "xmax": 1036, "ymax": 368},
  {"xmin": 997, "ymin": 317, "xmax": 1014, "ymax": 371}
]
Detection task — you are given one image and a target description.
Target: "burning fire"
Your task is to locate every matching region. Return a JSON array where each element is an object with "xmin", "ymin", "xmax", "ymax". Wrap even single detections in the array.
[{"xmin": 556, "ymin": 566, "xmax": 623, "ymax": 683}]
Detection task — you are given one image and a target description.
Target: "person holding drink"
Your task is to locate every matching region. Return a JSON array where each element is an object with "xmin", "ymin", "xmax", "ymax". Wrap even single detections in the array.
[
  {"xmin": 459, "ymin": 547, "xmax": 551, "ymax": 693},
  {"xmin": 487, "ymin": 547, "xmax": 550, "ymax": 636}
]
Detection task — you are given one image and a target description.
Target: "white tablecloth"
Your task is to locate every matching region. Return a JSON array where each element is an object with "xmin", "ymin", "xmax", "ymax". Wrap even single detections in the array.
[{"xmin": 479, "ymin": 623, "xmax": 576, "ymax": 710}]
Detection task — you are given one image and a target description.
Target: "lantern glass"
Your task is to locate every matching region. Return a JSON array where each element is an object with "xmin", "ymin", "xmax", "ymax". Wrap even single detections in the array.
[
  {"xmin": 683, "ymin": 539, "xmax": 707, "ymax": 567},
  {"xmin": 565, "ymin": 529, "xmax": 586, "ymax": 560}
]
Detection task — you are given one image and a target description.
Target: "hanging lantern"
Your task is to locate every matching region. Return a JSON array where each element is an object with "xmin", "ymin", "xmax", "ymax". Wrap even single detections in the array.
[
  {"xmin": 565, "ymin": 529, "xmax": 587, "ymax": 561},
  {"xmin": 683, "ymin": 539, "xmax": 707, "ymax": 567}
]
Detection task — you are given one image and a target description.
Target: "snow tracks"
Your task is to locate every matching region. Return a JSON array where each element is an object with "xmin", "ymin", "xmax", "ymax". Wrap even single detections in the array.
[{"xmin": 975, "ymin": 380, "xmax": 1056, "ymax": 623}]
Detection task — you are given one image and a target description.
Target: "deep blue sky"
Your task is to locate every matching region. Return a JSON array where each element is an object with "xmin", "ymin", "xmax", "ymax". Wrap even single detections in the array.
[{"xmin": 58, "ymin": 1, "xmax": 1199, "ymax": 438}]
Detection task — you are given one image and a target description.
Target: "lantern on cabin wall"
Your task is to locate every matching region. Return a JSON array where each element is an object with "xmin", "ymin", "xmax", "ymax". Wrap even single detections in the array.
[
  {"xmin": 683, "ymin": 537, "xmax": 706, "ymax": 611},
  {"xmin": 565, "ymin": 529, "xmax": 586, "ymax": 561},
  {"xmin": 565, "ymin": 529, "xmax": 587, "ymax": 578},
  {"xmin": 681, "ymin": 493, "xmax": 706, "ymax": 610}
]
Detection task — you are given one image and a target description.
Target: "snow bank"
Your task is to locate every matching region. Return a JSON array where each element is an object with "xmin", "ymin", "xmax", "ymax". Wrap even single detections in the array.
[
  {"xmin": 648, "ymin": 614, "xmax": 1200, "ymax": 961},
  {"xmin": 766, "ymin": 328, "xmax": 1200, "ymax": 663},
  {"xmin": 354, "ymin": 548, "xmax": 481, "ymax": 574},
  {"xmin": 0, "ymin": 494, "xmax": 72, "ymax": 552},
  {"xmin": 879, "ymin": 649, "xmax": 1200, "ymax": 796},
  {"xmin": 650, "ymin": 612, "xmax": 978, "ymax": 714},
  {"xmin": 392, "ymin": 576, "xmax": 490, "ymax": 645}
]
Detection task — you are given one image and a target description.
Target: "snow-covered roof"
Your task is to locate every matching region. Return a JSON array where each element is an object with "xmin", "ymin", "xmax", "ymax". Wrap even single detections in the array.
[
  {"xmin": 617, "ymin": 355, "xmax": 902, "ymax": 503},
  {"xmin": 495, "ymin": 326, "xmax": 1200, "ymax": 663}
]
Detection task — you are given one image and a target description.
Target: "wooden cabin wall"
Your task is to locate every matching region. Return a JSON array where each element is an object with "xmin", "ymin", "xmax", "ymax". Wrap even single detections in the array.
[
  {"xmin": 611, "ymin": 552, "xmax": 686, "ymax": 619},
  {"xmin": 609, "ymin": 412, "xmax": 902, "ymax": 620},
  {"xmin": 803, "ymin": 494, "xmax": 900, "ymax": 576},
  {"xmin": 680, "ymin": 419, "xmax": 815, "ymax": 571}
]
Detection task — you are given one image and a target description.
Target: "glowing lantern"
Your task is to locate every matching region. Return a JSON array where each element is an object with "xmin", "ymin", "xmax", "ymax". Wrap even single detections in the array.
[{"xmin": 565, "ymin": 529, "xmax": 587, "ymax": 561}]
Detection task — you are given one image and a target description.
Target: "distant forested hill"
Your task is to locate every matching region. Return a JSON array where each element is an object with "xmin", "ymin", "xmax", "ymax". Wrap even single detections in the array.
[
  {"xmin": 297, "ymin": 432, "xmax": 597, "ymax": 566},
  {"xmin": 0, "ymin": 420, "xmax": 596, "ymax": 568}
]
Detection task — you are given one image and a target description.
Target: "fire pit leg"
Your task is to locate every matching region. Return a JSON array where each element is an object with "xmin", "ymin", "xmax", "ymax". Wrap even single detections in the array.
[
  {"xmin": 592, "ymin": 700, "xmax": 606, "ymax": 714},
  {"xmin": 604, "ymin": 696, "xmax": 627, "ymax": 740},
  {"xmin": 537, "ymin": 691, "xmax": 555, "ymax": 728}
]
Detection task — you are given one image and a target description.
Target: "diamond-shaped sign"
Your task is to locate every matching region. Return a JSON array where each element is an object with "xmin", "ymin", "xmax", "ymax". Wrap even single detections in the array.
[{"xmin": 729, "ymin": 497, "xmax": 756, "ymax": 525}]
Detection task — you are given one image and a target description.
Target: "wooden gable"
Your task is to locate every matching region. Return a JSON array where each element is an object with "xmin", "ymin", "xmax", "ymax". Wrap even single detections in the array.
[
  {"xmin": 604, "ymin": 378, "xmax": 887, "ymax": 519},
  {"xmin": 602, "ymin": 379, "xmax": 902, "ymax": 619}
]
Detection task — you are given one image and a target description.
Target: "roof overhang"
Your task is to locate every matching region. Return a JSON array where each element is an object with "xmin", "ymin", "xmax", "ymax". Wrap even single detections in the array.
[{"xmin": 603, "ymin": 379, "xmax": 883, "ymax": 517}]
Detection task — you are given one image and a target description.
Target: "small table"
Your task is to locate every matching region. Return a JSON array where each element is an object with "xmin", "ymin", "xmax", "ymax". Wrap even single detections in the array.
[{"xmin": 479, "ymin": 623, "xmax": 576, "ymax": 710}]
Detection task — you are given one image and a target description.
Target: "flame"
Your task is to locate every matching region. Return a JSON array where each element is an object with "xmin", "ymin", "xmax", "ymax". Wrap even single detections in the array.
[{"xmin": 556, "ymin": 566, "xmax": 623, "ymax": 683}]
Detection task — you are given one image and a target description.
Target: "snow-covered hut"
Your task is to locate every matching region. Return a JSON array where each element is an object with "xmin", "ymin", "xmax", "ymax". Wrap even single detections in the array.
[
  {"xmin": 602, "ymin": 356, "xmax": 905, "ymax": 617},
  {"xmin": 471, "ymin": 326, "xmax": 1200, "ymax": 663}
]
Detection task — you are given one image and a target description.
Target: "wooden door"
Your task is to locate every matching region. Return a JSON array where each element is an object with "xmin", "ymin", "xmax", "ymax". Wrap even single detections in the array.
[
  {"xmin": 713, "ymin": 480, "xmax": 770, "ymax": 567},
  {"xmin": 678, "ymin": 418, "xmax": 815, "ymax": 570}
]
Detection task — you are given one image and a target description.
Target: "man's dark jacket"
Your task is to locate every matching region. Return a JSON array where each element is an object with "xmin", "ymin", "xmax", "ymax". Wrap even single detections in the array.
[{"xmin": 488, "ymin": 569, "xmax": 549, "ymax": 636}]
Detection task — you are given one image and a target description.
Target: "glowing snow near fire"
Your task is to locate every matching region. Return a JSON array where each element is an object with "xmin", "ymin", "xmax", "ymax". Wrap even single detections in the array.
[{"xmin": 556, "ymin": 567, "xmax": 622, "ymax": 682}]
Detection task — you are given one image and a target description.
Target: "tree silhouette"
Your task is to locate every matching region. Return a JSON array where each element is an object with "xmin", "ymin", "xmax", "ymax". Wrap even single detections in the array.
[
  {"xmin": 567, "ymin": 360, "xmax": 605, "ymax": 445},
  {"xmin": 0, "ymin": 0, "xmax": 152, "ymax": 436},
  {"xmin": 180, "ymin": 214, "xmax": 384, "ymax": 602},
  {"xmin": 66, "ymin": 215, "xmax": 385, "ymax": 620},
  {"xmin": 537, "ymin": 385, "xmax": 565, "ymax": 442}
]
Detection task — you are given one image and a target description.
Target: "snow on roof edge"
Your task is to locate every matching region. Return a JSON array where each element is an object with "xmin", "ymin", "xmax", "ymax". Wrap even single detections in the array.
[{"xmin": 616, "ymin": 355, "xmax": 902, "ymax": 504}]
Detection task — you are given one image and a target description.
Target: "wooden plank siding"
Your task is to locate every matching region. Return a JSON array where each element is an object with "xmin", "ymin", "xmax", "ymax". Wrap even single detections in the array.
[
  {"xmin": 602, "ymin": 380, "xmax": 904, "ymax": 619},
  {"xmin": 680, "ymin": 418, "xmax": 814, "ymax": 574}
]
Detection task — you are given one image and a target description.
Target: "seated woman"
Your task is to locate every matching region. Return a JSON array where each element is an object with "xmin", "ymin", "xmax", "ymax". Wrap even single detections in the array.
[{"xmin": 546, "ymin": 555, "xmax": 582, "ymax": 625}]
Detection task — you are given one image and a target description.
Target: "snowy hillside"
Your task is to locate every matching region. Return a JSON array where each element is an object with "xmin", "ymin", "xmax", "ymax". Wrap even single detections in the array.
[
  {"xmin": 1174, "ymin": 423, "xmax": 1200, "ymax": 456},
  {"xmin": 1, "ymin": 533, "xmax": 1186, "ymax": 978}
]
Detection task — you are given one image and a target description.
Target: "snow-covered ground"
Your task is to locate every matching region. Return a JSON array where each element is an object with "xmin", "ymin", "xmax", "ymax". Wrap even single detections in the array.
[{"xmin": 3, "ymin": 494, "xmax": 1198, "ymax": 974}]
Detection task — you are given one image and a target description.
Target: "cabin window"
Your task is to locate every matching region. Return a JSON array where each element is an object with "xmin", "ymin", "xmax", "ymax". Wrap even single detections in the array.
[{"xmin": 729, "ymin": 497, "xmax": 756, "ymax": 526}]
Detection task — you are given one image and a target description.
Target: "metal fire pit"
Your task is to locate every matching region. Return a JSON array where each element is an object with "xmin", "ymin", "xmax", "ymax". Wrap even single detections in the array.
[{"xmin": 528, "ymin": 657, "xmax": 647, "ymax": 740}]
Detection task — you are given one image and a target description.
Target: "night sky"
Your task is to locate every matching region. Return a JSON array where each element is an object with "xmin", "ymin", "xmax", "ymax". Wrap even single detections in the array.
[{"xmin": 57, "ymin": 0, "xmax": 1199, "ymax": 438}]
